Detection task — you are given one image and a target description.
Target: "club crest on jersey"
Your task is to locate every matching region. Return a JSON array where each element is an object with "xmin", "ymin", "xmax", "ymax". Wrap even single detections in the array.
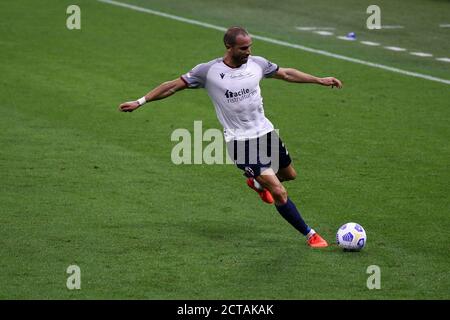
[{"xmin": 220, "ymin": 73, "xmax": 225, "ymax": 79}]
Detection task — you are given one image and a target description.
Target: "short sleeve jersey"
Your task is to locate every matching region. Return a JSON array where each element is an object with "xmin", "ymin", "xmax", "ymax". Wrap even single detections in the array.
[{"xmin": 181, "ymin": 56, "xmax": 279, "ymax": 142}]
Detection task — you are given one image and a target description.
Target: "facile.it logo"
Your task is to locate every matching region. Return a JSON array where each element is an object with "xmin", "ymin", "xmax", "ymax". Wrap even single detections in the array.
[{"xmin": 224, "ymin": 88, "xmax": 251, "ymax": 98}]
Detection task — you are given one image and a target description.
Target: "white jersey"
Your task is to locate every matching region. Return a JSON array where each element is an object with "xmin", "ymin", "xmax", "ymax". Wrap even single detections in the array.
[{"xmin": 181, "ymin": 56, "xmax": 279, "ymax": 142}]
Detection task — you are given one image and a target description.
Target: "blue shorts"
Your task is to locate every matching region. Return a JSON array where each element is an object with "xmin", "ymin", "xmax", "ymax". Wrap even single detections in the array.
[{"xmin": 226, "ymin": 131, "xmax": 292, "ymax": 178}]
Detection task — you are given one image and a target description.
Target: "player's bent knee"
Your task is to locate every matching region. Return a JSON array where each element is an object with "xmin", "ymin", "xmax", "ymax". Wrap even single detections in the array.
[
  {"xmin": 287, "ymin": 171, "xmax": 297, "ymax": 181},
  {"xmin": 288, "ymin": 167, "xmax": 297, "ymax": 180},
  {"xmin": 278, "ymin": 167, "xmax": 297, "ymax": 181}
]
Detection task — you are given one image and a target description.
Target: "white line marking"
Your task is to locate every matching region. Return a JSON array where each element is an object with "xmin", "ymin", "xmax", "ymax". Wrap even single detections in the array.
[
  {"xmin": 384, "ymin": 46, "xmax": 406, "ymax": 52},
  {"xmin": 337, "ymin": 36, "xmax": 356, "ymax": 41},
  {"xmin": 439, "ymin": 24, "xmax": 450, "ymax": 28},
  {"xmin": 380, "ymin": 25, "xmax": 404, "ymax": 29},
  {"xmin": 296, "ymin": 27, "xmax": 335, "ymax": 31},
  {"xmin": 314, "ymin": 31, "xmax": 334, "ymax": 36},
  {"xmin": 97, "ymin": 0, "xmax": 450, "ymax": 85},
  {"xmin": 360, "ymin": 41, "xmax": 380, "ymax": 46},
  {"xmin": 436, "ymin": 57, "xmax": 450, "ymax": 63},
  {"xmin": 410, "ymin": 52, "xmax": 433, "ymax": 57}
]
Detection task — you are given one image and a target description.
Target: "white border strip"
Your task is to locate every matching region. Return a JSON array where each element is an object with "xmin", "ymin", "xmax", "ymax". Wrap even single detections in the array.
[
  {"xmin": 296, "ymin": 27, "xmax": 335, "ymax": 31},
  {"xmin": 360, "ymin": 41, "xmax": 380, "ymax": 46},
  {"xmin": 384, "ymin": 46, "xmax": 407, "ymax": 52},
  {"xmin": 97, "ymin": 0, "xmax": 450, "ymax": 85},
  {"xmin": 314, "ymin": 31, "xmax": 334, "ymax": 36},
  {"xmin": 410, "ymin": 52, "xmax": 433, "ymax": 57}
]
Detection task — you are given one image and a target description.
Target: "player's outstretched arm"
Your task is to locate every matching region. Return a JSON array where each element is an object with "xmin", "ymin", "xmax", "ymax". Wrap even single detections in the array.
[
  {"xmin": 273, "ymin": 67, "xmax": 343, "ymax": 89},
  {"xmin": 119, "ymin": 78, "xmax": 188, "ymax": 112}
]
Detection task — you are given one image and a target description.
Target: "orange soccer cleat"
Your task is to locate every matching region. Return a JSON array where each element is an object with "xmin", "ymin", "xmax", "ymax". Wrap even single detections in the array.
[
  {"xmin": 246, "ymin": 178, "xmax": 274, "ymax": 204},
  {"xmin": 307, "ymin": 233, "xmax": 329, "ymax": 248}
]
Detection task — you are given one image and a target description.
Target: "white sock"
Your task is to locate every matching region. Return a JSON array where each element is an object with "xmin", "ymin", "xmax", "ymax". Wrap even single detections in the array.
[
  {"xmin": 253, "ymin": 179, "xmax": 264, "ymax": 191},
  {"xmin": 306, "ymin": 229, "xmax": 316, "ymax": 239}
]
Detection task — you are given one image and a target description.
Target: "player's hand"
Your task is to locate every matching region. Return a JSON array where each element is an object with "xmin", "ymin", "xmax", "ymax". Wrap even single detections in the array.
[
  {"xmin": 119, "ymin": 101, "xmax": 140, "ymax": 112},
  {"xmin": 319, "ymin": 77, "xmax": 343, "ymax": 89}
]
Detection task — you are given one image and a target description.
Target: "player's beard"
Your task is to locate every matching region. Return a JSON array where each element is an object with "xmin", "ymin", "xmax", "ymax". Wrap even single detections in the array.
[{"xmin": 232, "ymin": 53, "xmax": 249, "ymax": 66}]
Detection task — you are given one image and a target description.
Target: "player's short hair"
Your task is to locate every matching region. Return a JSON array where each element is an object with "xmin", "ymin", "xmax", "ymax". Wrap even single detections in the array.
[{"xmin": 223, "ymin": 26, "xmax": 249, "ymax": 48}]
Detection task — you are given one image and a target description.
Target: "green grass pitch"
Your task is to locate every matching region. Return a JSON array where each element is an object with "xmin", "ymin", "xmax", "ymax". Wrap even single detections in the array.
[{"xmin": 0, "ymin": 0, "xmax": 448, "ymax": 299}]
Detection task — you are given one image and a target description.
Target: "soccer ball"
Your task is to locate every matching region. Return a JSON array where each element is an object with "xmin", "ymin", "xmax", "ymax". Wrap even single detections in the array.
[{"xmin": 336, "ymin": 222, "xmax": 367, "ymax": 251}]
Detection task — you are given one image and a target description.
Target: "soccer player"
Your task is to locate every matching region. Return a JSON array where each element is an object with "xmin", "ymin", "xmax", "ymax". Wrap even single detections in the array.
[{"xmin": 119, "ymin": 27, "xmax": 342, "ymax": 248}]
